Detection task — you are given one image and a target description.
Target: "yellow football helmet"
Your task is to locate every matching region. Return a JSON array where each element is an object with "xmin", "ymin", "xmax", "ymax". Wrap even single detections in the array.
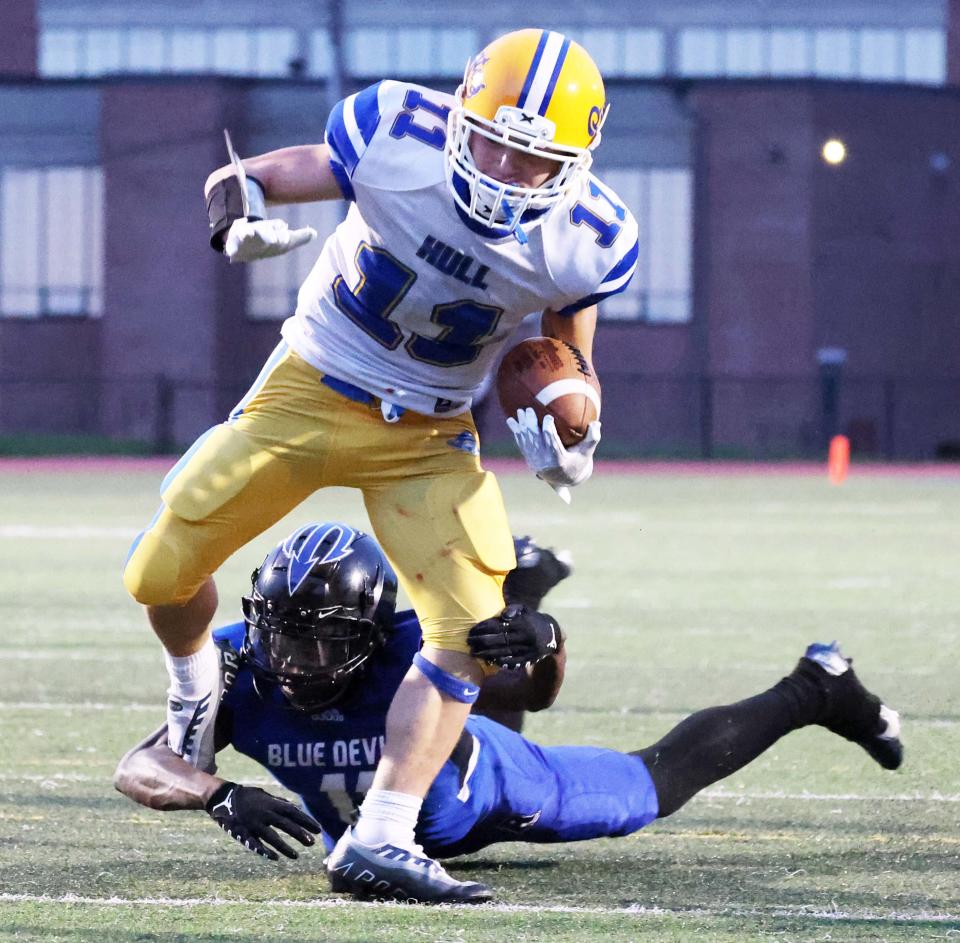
[{"xmin": 446, "ymin": 28, "xmax": 609, "ymax": 235}]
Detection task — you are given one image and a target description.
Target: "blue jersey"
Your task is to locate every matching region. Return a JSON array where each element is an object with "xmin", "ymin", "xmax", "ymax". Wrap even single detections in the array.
[{"xmin": 213, "ymin": 614, "xmax": 658, "ymax": 857}]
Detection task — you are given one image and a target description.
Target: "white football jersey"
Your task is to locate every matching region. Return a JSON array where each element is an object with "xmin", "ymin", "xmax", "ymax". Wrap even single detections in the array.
[{"xmin": 281, "ymin": 80, "xmax": 639, "ymax": 417}]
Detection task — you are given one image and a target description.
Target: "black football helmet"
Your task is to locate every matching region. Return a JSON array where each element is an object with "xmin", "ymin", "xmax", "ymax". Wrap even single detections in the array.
[{"xmin": 241, "ymin": 523, "xmax": 398, "ymax": 711}]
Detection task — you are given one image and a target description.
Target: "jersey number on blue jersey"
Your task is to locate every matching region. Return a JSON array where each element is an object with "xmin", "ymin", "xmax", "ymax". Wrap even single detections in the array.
[
  {"xmin": 321, "ymin": 770, "xmax": 375, "ymax": 827},
  {"xmin": 333, "ymin": 243, "xmax": 503, "ymax": 367}
]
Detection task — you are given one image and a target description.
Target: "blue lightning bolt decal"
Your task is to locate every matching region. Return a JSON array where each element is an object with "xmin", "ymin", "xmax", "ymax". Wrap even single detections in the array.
[{"xmin": 283, "ymin": 522, "xmax": 358, "ymax": 596}]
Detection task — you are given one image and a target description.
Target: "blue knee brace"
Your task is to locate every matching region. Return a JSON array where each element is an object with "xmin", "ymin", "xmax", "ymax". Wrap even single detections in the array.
[{"xmin": 413, "ymin": 653, "xmax": 481, "ymax": 704}]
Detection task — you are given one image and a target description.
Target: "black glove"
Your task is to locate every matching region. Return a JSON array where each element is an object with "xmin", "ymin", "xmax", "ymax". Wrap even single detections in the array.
[
  {"xmin": 504, "ymin": 536, "xmax": 572, "ymax": 610},
  {"xmin": 205, "ymin": 781, "xmax": 321, "ymax": 861},
  {"xmin": 468, "ymin": 604, "xmax": 563, "ymax": 669}
]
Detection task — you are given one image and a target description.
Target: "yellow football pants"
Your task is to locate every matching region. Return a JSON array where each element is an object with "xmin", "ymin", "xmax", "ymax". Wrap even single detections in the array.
[{"xmin": 122, "ymin": 344, "xmax": 516, "ymax": 651}]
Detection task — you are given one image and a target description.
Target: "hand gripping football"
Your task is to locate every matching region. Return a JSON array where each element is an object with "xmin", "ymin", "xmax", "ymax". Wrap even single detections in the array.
[{"xmin": 496, "ymin": 337, "xmax": 601, "ymax": 447}]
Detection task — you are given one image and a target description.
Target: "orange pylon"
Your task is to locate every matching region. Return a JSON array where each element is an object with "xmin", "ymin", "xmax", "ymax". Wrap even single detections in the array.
[{"xmin": 828, "ymin": 435, "xmax": 850, "ymax": 484}]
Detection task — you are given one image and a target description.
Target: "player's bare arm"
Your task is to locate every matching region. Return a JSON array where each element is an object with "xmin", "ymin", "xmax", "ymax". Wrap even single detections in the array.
[
  {"xmin": 203, "ymin": 144, "xmax": 344, "ymax": 205},
  {"xmin": 542, "ymin": 304, "xmax": 598, "ymax": 362},
  {"xmin": 114, "ymin": 724, "xmax": 224, "ymax": 811},
  {"xmin": 115, "ymin": 723, "xmax": 321, "ymax": 861},
  {"xmin": 204, "ymin": 144, "xmax": 345, "ymax": 262}
]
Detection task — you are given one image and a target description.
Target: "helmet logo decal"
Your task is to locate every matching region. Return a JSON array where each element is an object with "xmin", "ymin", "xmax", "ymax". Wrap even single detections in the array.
[
  {"xmin": 587, "ymin": 105, "xmax": 602, "ymax": 138},
  {"xmin": 516, "ymin": 31, "xmax": 571, "ymax": 118},
  {"xmin": 464, "ymin": 52, "xmax": 488, "ymax": 99},
  {"xmin": 283, "ymin": 523, "xmax": 358, "ymax": 597}
]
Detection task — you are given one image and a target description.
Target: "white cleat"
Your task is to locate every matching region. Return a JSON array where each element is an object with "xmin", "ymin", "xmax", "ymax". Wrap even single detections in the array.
[{"xmin": 325, "ymin": 827, "xmax": 492, "ymax": 904}]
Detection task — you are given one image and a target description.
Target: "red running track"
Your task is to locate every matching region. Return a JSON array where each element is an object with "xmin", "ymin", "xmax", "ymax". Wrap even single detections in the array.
[{"xmin": 1, "ymin": 456, "xmax": 959, "ymax": 478}]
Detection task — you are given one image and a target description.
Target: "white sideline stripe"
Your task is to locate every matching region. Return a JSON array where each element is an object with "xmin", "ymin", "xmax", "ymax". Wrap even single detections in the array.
[
  {"xmin": 0, "ymin": 702, "xmax": 158, "ymax": 712},
  {"xmin": 700, "ymin": 788, "xmax": 960, "ymax": 803},
  {"xmin": 0, "ymin": 525, "xmax": 138, "ymax": 539},
  {"xmin": 0, "ymin": 893, "xmax": 956, "ymax": 922},
  {"xmin": 535, "ymin": 379, "xmax": 602, "ymax": 415},
  {"xmin": 0, "ymin": 702, "xmax": 957, "ymax": 728},
  {"xmin": 3, "ymin": 771, "xmax": 959, "ymax": 804},
  {"xmin": 1, "ymin": 651, "xmax": 155, "ymax": 662}
]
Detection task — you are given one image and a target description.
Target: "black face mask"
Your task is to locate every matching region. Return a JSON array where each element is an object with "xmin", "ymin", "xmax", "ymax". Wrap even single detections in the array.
[{"xmin": 244, "ymin": 613, "xmax": 380, "ymax": 712}]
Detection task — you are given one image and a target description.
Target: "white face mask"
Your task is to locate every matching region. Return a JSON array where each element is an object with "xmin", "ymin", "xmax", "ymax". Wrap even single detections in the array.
[{"xmin": 445, "ymin": 99, "xmax": 598, "ymax": 235}]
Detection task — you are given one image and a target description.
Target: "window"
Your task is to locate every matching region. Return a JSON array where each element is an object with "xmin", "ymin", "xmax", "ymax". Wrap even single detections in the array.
[
  {"xmin": 859, "ymin": 30, "xmax": 900, "ymax": 81},
  {"xmin": 395, "ymin": 28, "xmax": 434, "ymax": 77},
  {"xmin": 678, "ymin": 29, "xmax": 721, "ymax": 77},
  {"xmin": 347, "ymin": 29, "xmax": 391, "ymax": 76},
  {"xmin": 582, "ymin": 29, "xmax": 620, "ymax": 75},
  {"xmin": 309, "ymin": 30, "xmax": 333, "ymax": 78},
  {"xmin": 904, "ymin": 29, "xmax": 945, "ymax": 84},
  {"xmin": 622, "ymin": 29, "xmax": 665, "ymax": 77},
  {"xmin": 36, "ymin": 24, "xmax": 946, "ymax": 86},
  {"xmin": 247, "ymin": 202, "xmax": 345, "ymax": 319},
  {"xmin": 39, "ymin": 29, "xmax": 81, "ymax": 76},
  {"xmin": 127, "ymin": 29, "xmax": 166, "ymax": 73},
  {"xmin": 725, "ymin": 30, "xmax": 766, "ymax": 77},
  {"xmin": 600, "ymin": 168, "xmax": 693, "ymax": 324},
  {"xmin": 85, "ymin": 29, "xmax": 124, "ymax": 75},
  {"xmin": 0, "ymin": 167, "xmax": 104, "ymax": 318},
  {"xmin": 212, "ymin": 29, "xmax": 253, "ymax": 74},
  {"xmin": 253, "ymin": 29, "xmax": 298, "ymax": 78},
  {"xmin": 813, "ymin": 29, "xmax": 855, "ymax": 78},
  {"xmin": 436, "ymin": 29, "xmax": 477, "ymax": 76},
  {"xmin": 769, "ymin": 30, "xmax": 810, "ymax": 76},
  {"xmin": 169, "ymin": 30, "xmax": 209, "ymax": 71}
]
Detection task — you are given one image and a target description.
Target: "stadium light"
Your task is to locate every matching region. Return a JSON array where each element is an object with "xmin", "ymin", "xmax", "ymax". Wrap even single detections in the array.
[{"xmin": 822, "ymin": 138, "xmax": 847, "ymax": 165}]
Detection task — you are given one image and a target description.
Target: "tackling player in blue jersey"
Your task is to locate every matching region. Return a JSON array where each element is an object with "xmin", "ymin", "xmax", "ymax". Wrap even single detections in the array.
[
  {"xmin": 115, "ymin": 524, "xmax": 904, "ymax": 904},
  {"xmin": 122, "ymin": 28, "xmax": 640, "ymax": 903}
]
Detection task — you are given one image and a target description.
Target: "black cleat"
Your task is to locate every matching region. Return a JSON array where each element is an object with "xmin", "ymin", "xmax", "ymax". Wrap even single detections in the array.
[
  {"xmin": 504, "ymin": 536, "xmax": 572, "ymax": 610},
  {"xmin": 797, "ymin": 641, "xmax": 903, "ymax": 770}
]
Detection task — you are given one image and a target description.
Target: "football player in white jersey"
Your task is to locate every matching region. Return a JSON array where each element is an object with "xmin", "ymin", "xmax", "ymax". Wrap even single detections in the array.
[{"xmin": 123, "ymin": 28, "xmax": 639, "ymax": 902}]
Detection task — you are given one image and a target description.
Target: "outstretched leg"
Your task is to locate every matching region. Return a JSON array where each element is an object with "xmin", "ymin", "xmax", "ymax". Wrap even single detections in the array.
[{"xmin": 637, "ymin": 642, "xmax": 902, "ymax": 818}]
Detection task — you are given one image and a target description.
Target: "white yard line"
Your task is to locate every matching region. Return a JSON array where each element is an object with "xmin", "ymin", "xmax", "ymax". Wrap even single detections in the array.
[
  {"xmin": 0, "ymin": 893, "xmax": 956, "ymax": 922},
  {"xmin": 0, "ymin": 651, "xmax": 156, "ymax": 662},
  {"xmin": 2, "ymin": 771, "xmax": 959, "ymax": 804},
  {"xmin": 699, "ymin": 787, "xmax": 960, "ymax": 803},
  {"xmin": 0, "ymin": 702, "xmax": 158, "ymax": 712},
  {"xmin": 0, "ymin": 701, "xmax": 957, "ymax": 727}
]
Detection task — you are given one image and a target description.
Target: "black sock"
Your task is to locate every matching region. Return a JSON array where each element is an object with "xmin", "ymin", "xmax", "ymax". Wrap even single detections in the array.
[{"xmin": 636, "ymin": 668, "xmax": 826, "ymax": 818}]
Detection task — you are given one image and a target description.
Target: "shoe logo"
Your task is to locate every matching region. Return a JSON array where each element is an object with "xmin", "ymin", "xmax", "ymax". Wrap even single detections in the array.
[
  {"xmin": 447, "ymin": 431, "xmax": 479, "ymax": 455},
  {"xmin": 168, "ymin": 700, "xmax": 184, "ymax": 713},
  {"xmin": 210, "ymin": 788, "xmax": 235, "ymax": 817}
]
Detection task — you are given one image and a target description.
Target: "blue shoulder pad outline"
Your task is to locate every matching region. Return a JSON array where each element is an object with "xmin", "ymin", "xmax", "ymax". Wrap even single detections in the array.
[
  {"xmin": 325, "ymin": 81, "xmax": 386, "ymax": 183},
  {"xmin": 555, "ymin": 237, "xmax": 639, "ymax": 316}
]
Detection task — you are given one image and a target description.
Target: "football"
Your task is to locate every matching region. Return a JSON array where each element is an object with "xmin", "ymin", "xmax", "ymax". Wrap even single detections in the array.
[{"xmin": 496, "ymin": 336, "xmax": 601, "ymax": 447}]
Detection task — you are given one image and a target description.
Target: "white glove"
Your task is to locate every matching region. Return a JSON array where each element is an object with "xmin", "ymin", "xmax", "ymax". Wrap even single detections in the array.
[
  {"xmin": 506, "ymin": 407, "xmax": 601, "ymax": 505},
  {"xmin": 224, "ymin": 218, "xmax": 317, "ymax": 264}
]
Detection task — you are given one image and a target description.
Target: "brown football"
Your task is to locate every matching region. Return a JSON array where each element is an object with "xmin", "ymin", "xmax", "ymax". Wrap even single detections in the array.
[{"xmin": 496, "ymin": 336, "xmax": 601, "ymax": 447}]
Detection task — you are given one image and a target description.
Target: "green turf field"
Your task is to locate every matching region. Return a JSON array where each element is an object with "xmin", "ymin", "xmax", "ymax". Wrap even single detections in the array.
[{"xmin": 0, "ymin": 462, "xmax": 958, "ymax": 942}]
